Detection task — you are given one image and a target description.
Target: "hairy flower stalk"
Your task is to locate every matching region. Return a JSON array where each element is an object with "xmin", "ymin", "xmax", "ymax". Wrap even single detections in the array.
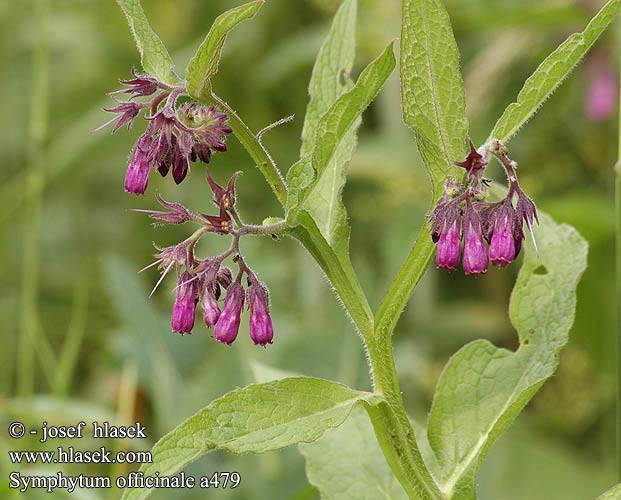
[{"xmin": 430, "ymin": 139, "xmax": 538, "ymax": 274}]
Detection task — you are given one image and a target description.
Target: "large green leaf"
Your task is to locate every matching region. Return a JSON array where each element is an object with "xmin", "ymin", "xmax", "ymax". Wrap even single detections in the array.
[
  {"xmin": 116, "ymin": 0, "xmax": 178, "ymax": 85},
  {"xmin": 491, "ymin": 0, "xmax": 621, "ymax": 143},
  {"xmin": 186, "ymin": 0, "xmax": 264, "ymax": 100},
  {"xmin": 121, "ymin": 377, "xmax": 382, "ymax": 500},
  {"xmin": 299, "ymin": 407, "xmax": 408, "ymax": 500},
  {"xmin": 400, "ymin": 0, "xmax": 468, "ymax": 185},
  {"xmin": 426, "ymin": 214, "xmax": 588, "ymax": 499},
  {"xmin": 287, "ymin": 43, "xmax": 395, "ymax": 223}
]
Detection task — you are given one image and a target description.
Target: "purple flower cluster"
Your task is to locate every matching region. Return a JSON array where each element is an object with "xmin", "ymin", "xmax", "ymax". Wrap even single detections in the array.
[
  {"xmin": 136, "ymin": 171, "xmax": 274, "ymax": 346},
  {"xmin": 430, "ymin": 140, "xmax": 538, "ymax": 275},
  {"xmin": 169, "ymin": 263, "xmax": 274, "ymax": 346},
  {"xmin": 96, "ymin": 69, "xmax": 232, "ymax": 194}
]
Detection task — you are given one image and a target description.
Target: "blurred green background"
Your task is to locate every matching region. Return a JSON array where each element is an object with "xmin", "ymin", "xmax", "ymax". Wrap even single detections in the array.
[{"xmin": 0, "ymin": 0, "xmax": 618, "ymax": 498}]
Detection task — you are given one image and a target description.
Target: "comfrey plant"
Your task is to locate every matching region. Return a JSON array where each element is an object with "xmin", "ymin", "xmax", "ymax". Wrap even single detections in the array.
[{"xmin": 107, "ymin": 0, "xmax": 621, "ymax": 499}]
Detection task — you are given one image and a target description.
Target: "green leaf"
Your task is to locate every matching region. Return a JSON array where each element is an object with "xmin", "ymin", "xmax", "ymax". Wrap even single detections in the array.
[
  {"xmin": 186, "ymin": 0, "xmax": 264, "ymax": 100},
  {"xmin": 299, "ymin": 407, "xmax": 408, "ymax": 500},
  {"xmin": 596, "ymin": 484, "xmax": 621, "ymax": 500},
  {"xmin": 491, "ymin": 0, "xmax": 621, "ymax": 143},
  {"xmin": 116, "ymin": 0, "xmax": 178, "ymax": 85},
  {"xmin": 400, "ymin": 0, "xmax": 469, "ymax": 185},
  {"xmin": 121, "ymin": 377, "xmax": 381, "ymax": 500},
  {"xmin": 296, "ymin": 0, "xmax": 357, "ymax": 257},
  {"xmin": 287, "ymin": 42, "xmax": 396, "ymax": 223},
  {"xmin": 426, "ymin": 213, "xmax": 588, "ymax": 499},
  {"xmin": 299, "ymin": 0, "xmax": 357, "ymax": 158}
]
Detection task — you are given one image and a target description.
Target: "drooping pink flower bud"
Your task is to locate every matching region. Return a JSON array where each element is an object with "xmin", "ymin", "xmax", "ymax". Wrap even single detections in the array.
[
  {"xmin": 124, "ymin": 135, "xmax": 153, "ymax": 195},
  {"xmin": 247, "ymin": 283, "xmax": 273, "ymax": 346},
  {"xmin": 214, "ymin": 282, "xmax": 245, "ymax": 345},
  {"xmin": 436, "ymin": 219, "xmax": 461, "ymax": 271},
  {"xmin": 171, "ymin": 272, "xmax": 197, "ymax": 334},
  {"xmin": 462, "ymin": 205, "xmax": 488, "ymax": 275},
  {"xmin": 489, "ymin": 202, "xmax": 517, "ymax": 267},
  {"xmin": 199, "ymin": 276, "xmax": 221, "ymax": 328}
]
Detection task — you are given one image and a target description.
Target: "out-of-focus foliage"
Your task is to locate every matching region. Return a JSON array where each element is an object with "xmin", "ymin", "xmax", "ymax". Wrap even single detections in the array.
[{"xmin": 0, "ymin": 0, "xmax": 617, "ymax": 498}]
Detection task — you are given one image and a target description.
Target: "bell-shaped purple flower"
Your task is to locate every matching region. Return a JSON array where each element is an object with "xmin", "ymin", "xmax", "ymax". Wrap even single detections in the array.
[
  {"xmin": 489, "ymin": 202, "xmax": 517, "ymax": 267},
  {"xmin": 124, "ymin": 135, "xmax": 153, "ymax": 195},
  {"xmin": 214, "ymin": 282, "xmax": 245, "ymax": 345},
  {"xmin": 171, "ymin": 272, "xmax": 197, "ymax": 334},
  {"xmin": 247, "ymin": 283, "xmax": 274, "ymax": 346},
  {"xmin": 462, "ymin": 206, "xmax": 488, "ymax": 275},
  {"xmin": 436, "ymin": 219, "xmax": 461, "ymax": 271},
  {"xmin": 199, "ymin": 276, "xmax": 221, "ymax": 328}
]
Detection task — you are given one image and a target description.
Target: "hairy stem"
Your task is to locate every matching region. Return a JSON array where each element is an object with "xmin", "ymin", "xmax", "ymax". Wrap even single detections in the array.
[{"xmin": 206, "ymin": 88, "xmax": 440, "ymax": 498}]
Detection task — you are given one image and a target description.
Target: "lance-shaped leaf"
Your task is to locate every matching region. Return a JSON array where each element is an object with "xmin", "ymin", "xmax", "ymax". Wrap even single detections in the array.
[
  {"xmin": 287, "ymin": 42, "xmax": 396, "ymax": 222},
  {"xmin": 121, "ymin": 377, "xmax": 383, "ymax": 500},
  {"xmin": 401, "ymin": 0, "xmax": 469, "ymax": 185},
  {"xmin": 116, "ymin": 0, "xmax": 178, "ymax": 85},
  {"xmin": 300, "ymin": 0, "xmax": 357, "ymax": 157},
  {"xmin": 299, "ymin": 407, "xmax": 409, "ymax": 500},
  {"xmin": 296, "ymin": 0, "xmax": 357, "ymax": 258},
  {"xmin": 491, "ymin": 0, "xmax": 621, "ymax": 143},
  {"xmin": 426, "ymin": 214, "xmax": 588, "ymax": 499},
  {"xmin": 186, "ymin": 0, "xmax": 264, "ymax": 99}
]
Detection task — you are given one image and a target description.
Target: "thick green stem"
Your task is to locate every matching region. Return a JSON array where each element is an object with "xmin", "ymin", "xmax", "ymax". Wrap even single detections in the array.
[
  {"xmin": 367, "ymin": 332, "xmax": 444, "ymax": 500},
  {"xmin": 209, "ymin": 88, "xmax": 440, "ymax": 499}
]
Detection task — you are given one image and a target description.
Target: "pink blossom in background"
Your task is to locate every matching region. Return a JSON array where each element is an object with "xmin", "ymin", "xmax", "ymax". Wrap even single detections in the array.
[{"xmin": 586, "ymin": 65, "xmax": 617, "ymax": 121}]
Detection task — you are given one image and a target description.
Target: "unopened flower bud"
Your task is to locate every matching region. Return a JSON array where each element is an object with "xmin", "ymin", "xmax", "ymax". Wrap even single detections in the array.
[
  {"xmin": 214, "ymin": 282, "xmax": 245, "ymax": 345},
  {"xmin": 247, "ymin": 283, "xmax": 274, "ymax": 346},
  {"xmin": 124, "ymin": 135, "xmax": 153, "ymax": 195},
  {"xmin": 171, "ymin": 272, "xmax": 197, "ymax": 334}
]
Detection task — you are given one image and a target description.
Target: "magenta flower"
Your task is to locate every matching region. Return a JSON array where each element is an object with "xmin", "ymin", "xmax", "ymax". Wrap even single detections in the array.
[
  {"xmin": 171, "ymin": 272, "xmax": 198, "ymax": 334},
  {"xmin": 489, "ymin": 202, "xmax": 517, "ymax": 267},
  {"xmin": 214, "ymin": 282, "xmax": 245, "ymax": 345},
  {"xmin": 462, "ymin": 205, "xmax": 488, "ymax": 275},
  {"xmin": 247, "ymin": 283, "xmax": 274, "ymax": 346},
  {"xmin": 124, "ymin": 135, "xmax": 153, "ymax": 194},
  {"xmin": 436, "ymin": 218, "xmax": 461, "ymax": 271}
]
